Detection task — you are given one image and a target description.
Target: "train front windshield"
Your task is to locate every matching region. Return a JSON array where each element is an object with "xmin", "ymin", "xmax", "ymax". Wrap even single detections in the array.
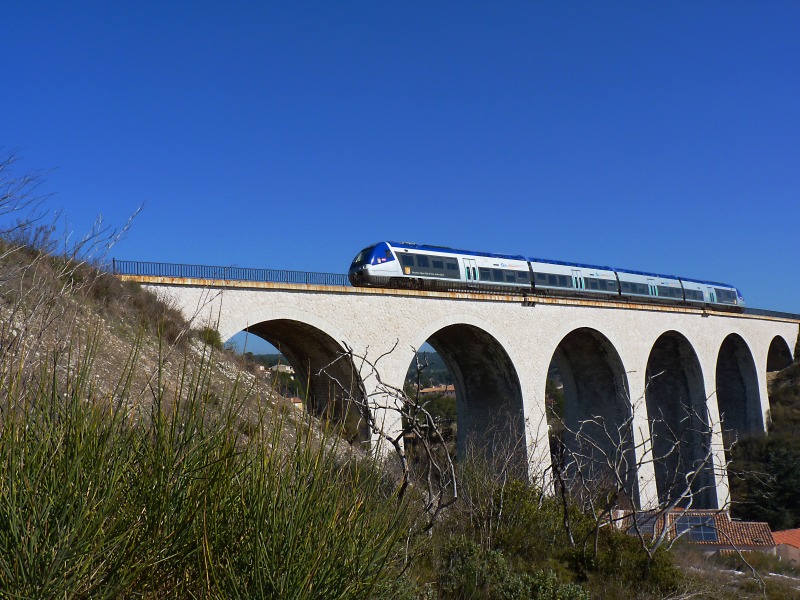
[{"xmin": 351, "ymin": 245, "xmax": 377, "ymax": 268}]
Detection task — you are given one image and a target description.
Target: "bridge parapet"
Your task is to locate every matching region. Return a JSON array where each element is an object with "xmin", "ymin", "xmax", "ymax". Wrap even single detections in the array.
[{"xmin": 113, "ymin": 259, "xmax": 350, "ymax": 287}]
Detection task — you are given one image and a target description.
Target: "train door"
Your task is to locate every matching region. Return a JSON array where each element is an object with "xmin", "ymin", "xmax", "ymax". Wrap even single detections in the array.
[
  {"xmin": 571, "ymin": 269, "xmax": 584, "ymax": 291},
  {"xmin": 647, "ymin": 278, "xmax": 657, "ymax": 297},
  {"xmin": 708, "ymin": 287, "xmax": 716, "ymax": 304},
  {"xmin": 464, "ymin": 258, "xmax": 478, "ymax": 283}
]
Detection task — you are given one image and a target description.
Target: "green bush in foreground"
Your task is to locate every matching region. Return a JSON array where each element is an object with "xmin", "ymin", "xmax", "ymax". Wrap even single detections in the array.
[
  {"xmin": 434, "ymin": 537, "xmax": 588, "ymax": 600},
  {"xmin": 0, "ymin": 341, "xmax": 412, "ymax": 599}
]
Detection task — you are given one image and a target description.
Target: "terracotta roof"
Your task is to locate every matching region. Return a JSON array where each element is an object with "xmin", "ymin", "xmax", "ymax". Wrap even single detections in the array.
[
  {"xmin": 419, "ymin": 384, "xmax": 455, "ymax": 394},
  {"xmin": 613, "ymin": 509, "xmax": 775, "ymax": 548},
  {"xmin": 773, "ymin": 528, "xmax": 800, "ymax": 549},
  {"xmin": 711, "ymin": 514, "xmax": 774, "ymax": 548}
]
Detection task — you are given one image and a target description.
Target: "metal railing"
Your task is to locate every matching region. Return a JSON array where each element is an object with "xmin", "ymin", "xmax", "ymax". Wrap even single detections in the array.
[
  {"xmin": 743, "ymin": 308, "xmax": 800, "ymax": 321},
  {"xmin": 112, "ymin": 259, "xmax": 351, "ymax": 287}
]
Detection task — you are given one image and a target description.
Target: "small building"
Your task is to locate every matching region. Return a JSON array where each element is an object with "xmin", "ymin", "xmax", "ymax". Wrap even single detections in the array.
[
  {"xmin": 613, "ymin": 509, "xmax": 776, "ymax": 555},
  {"xmin": 419, "ymin": 384, "xmax": 455, "ymax": 397},
  {"xmin": 269, "ymin": 364, "xmax": 295, "ymax": 375},
  {"xmin": 773, "ymin": 528, "xmax": 800, "ymax": 567}
]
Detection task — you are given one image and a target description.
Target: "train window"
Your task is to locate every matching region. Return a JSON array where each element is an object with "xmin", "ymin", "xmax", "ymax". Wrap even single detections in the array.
[
  {"xmin": 432, "ymin": 259, "xmax": 444, "ymax": 269},
  {"xmin": 444, "ymin": 260, "xmax": 460, "ymax": 278},
  {"xmin": 517, "ymin": 272, "xmax": 530, "ymax": 283},
  {"xmin": 536, "ymin": 272, "xmax": 548, "ymax": 284},
  {"xmin": 621, "ymin": 281, "xmax": 649, "ymax": 295},
  {"xmin": 506, "ymin": 272, "xmax": 517, "ymax": 283},
  {"xmin": 658, "ymin": 286, "xmax": 676, "ymax": 298},
  {"xmin": 685, "ymin": 289, "xmax": 703, "ymax": 301},
  {"xmin": 715, "ymin": 289, "xmax": 736, "ymax": 304},
  {"xmin": 548, "ymin": 274, "xmax": 558, "ymax": 286},
  {"xmin": 492, "ymin": 269, "xmax": 504, "ymax": 282},
  {"xmin": 558, "ymin": 275, "xmax": 571, "ymax": 287},
  {"xmin": 354, "ymin": 245, "xmax": 376, "ymax": 266},
  {"xmin": 400, "ymin": 254, "xmax": 415, "ymax": 267},
  {"xmin": 587, "ymin": 279, "xmax": 599, "ymax": 290},
  {"xmin": 417, "ymin": 255, "xmax": 430, "ymax": 268},
  {"xmin": 479, "ymin": 268, "xmax": 491, "ymax": 281}
]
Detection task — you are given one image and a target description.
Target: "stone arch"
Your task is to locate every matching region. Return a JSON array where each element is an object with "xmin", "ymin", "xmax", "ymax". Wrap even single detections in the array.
[
  {"xmin": 646, "ymin": 331, "xmax": 716, "ymax": 508},
  {"xmin": 410, "ymin": 321, "xmax": 525, "ymax": 466},
  {"xmin": 547, "ymin": 328, "xmax": 636, "ymax": 504},
  {"xmin": 715, "ymin": 334, "xmax": 763, "ymax": 452},
  {"xmin": 767, "ymin": 336, "xmax": 793, "ymax": 372},
  {"xmin": 244, "ymin": 318, "xmax": 367, "ymax": 442}
]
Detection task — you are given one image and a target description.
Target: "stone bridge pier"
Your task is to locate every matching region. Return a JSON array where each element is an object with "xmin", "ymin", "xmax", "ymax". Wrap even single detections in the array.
[{"xmin": 130, "ymin": 276, "xmax": 798, "ymax": 511}]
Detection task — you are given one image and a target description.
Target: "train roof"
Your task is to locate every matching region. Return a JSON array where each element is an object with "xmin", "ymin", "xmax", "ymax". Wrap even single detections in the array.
[
  {"xmin": 676, "ymin": 276, "xmax": 738, "ymax": 289},
  {"xmin": 527, "ymin": 256, "xmax": 615, "ymax": 272},
  {"xmin": 386, "ymin": 241, "xmax": 527, "ymax": 262},
  {"xmin": 382, "ymin": 241, "xmax": 738, "ymax": 291},
  {"xmin": 613, "ymin": 268, "xmax": 736, "ymax": 289}
]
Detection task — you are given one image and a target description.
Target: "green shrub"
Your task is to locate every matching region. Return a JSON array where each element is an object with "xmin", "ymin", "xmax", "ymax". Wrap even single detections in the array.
[
  {"xmin": 570, "ymin": 528, "xmax": 682, "ymax": 597},
  {"xmin": 200, "ymin": 326, "xmax": 223, "ymax": 350},
  {"xmin": 497, "ymin": 571, "xmax": 589, "ymax": 600},
  {"xmin": 493, "ymin": 480, "xmax": 574, "ymax": 566},
  {"xmin": 434, "ymin": 536, "xmax": 588, "ymax": 600},
  {"xmin": 0, "ymin": 341, "xmax": 412, "ymax": 599}
]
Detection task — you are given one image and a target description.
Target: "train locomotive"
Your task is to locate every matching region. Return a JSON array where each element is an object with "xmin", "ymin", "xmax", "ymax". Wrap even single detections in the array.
[{"xmin": 348, "ymin": 241, "xmax": 745, "ymax": 310}]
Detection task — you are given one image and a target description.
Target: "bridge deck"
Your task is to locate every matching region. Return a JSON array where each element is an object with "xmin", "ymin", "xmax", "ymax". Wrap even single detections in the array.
[{"xmin": 117, "ymin": 275, "xmax": 800, "ymax": 324}]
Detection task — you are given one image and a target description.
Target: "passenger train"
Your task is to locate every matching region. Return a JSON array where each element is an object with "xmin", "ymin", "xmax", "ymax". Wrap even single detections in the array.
[{"xmin": 348, "ymin": 241, "xmax": 745, "ymax": 310}]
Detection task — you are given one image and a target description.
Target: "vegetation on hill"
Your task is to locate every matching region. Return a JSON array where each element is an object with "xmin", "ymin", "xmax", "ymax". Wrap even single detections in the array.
[
  {"xmin": 731, "ymin": 358, "xmax": 800, "ymax": 531},
  {"xmin": 2, "ymin": 155, "xmax": 799, "ymax": 598}
]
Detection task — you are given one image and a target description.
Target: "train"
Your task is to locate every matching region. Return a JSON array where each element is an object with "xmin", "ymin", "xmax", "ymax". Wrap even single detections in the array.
[{"xmin": 348, "ymin": 241, "xmax": 745, "ymax": 310}]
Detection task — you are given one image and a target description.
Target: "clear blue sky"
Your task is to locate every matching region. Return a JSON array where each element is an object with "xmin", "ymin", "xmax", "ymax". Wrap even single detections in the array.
[{"xmin": 3, "ymin": 2, "xmax": 799, "ymax": 338}]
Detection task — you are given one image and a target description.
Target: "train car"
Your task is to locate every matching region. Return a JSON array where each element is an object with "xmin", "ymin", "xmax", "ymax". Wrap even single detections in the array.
[
  {"xmin": 615, "ymin": 269, "xmax": 685, "ymax": 303},
  {"xmin": 528, "ymin": 257, "xmax": 619, "ymax": 297},
  {"xmin": 348, "ymin": 241, "xmax": 531, "ymax": 290},
  {"xmin": 348, "ymin": 241, "xmax": 745, "ymax": 310},
  {"xmin": 680, "ymin": 277, "xmax": 743, "ymax": 308}
]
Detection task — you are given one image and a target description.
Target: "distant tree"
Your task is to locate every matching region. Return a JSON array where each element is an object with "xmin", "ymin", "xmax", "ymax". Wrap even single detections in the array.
[{"xmin": 731, "ymin": 433, "xmax": 800, "ymax": 530}]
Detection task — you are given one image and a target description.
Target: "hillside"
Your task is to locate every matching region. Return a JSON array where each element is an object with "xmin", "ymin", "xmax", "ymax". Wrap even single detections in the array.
[
  {"xmin": 730, "ymin": 358, "xmax": 800, "ymax": 531},
  {"xmin": 0, "ymin": 238, "xmax": 288, "ymax": 432},
  {"xmin": 769, "ymin": 360, "xmax": 800, "ymax": 422}
]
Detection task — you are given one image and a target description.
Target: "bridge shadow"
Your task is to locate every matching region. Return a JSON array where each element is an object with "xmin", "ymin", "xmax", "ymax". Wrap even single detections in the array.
[
  {"xmin": 245, "ymin": 319, "xmax": 368, "ymax": 443},
  {"xmin": 767, "ymin": 335, "xmax": 794, "ymax": 373},
  {"xmin": 406, "ymin": 324, "xmax": 528, "ymax": 474},
  {"xmin": 646, "ymin": 331, "xmax": 717, "ymax": 509},
  {"xmin": 716, "ymin": 333, "xmax": 762, "ymax": 455},
  {"xmin": 547, "ymin": 328, "xmax": 637, "ymax": 509}
]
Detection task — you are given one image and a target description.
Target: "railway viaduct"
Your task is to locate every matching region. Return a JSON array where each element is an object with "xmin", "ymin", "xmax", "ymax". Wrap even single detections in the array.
[{"xmin": 118, "ymin": 266, "xmax": 798, "ymax": 511}]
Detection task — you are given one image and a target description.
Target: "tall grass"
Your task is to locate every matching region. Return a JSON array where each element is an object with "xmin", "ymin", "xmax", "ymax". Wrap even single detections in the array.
[{"xmin": 0, "ymin": 336, "xmax": 412, "ymax": 599}]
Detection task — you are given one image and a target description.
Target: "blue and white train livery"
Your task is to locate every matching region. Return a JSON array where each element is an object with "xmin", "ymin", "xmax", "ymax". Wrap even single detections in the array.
[{"xmin": 348, "ymin": 241, "xmax": 745, "ymax": 310}]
